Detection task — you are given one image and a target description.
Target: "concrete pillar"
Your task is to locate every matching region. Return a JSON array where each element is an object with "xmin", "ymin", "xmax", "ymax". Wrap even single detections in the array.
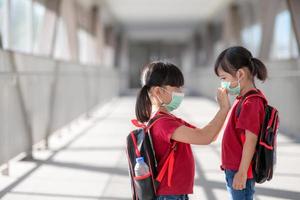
[
  {"xmin": 35, "ymin": 0, "xmax": 60, "ymax": 56},
  {"xmin": 222, "ymin": 4, "xmax": 242, "ymax": 46},
  {"xmin": 181, "ymin": 36, "xmax": 198, "ymax": 95},
  {"xmin": 202, "ymin": 23, "xmax": 214, "ymax": 65},
  {"xmin": 259, "ymin": 0, "xmax": 281, "ymax": 59},
  {"xmin": 60, "ymin": 0, "xmax": 79, "ymax": 61},
  {"xmin": 91, "ymin": 6, "xmax": 105, "ymax": 65},
  {"xmin": 239, "ymin": 2, "xmax": 256, "ymax": 30},
  {"xmin": 119, "ymin": 32, "xmax": 130, "ymax": 94},
  {"xmin": 103, "ymin": 26, "xmax": 116, "ymax": 67},
  {"xmin": 182, "ymin": 37, "xmax": 196, "ymax": 75},
  {"xmin": 287, "ymin": 0, "xmax": 300, "ymax": 52},
  {"xmin": 114, "ymin": 32, "xmax": 122, "ymax": 68},
  {"xmin": 194, "ymin": 32, "xmax": 203, "ymax": 67},
  {"xmin": 76, "ymin": 4, "xmax": 93, "ymax": 33}
]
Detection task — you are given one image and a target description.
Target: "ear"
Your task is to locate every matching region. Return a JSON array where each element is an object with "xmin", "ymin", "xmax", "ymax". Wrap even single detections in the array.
[
  {"xmin": 237, "ymin": 68, "xmax": 246, "ymax": 80},
  {"xmin": 150, "ymin": 86, "xmax": 161, "ymax": 97}
]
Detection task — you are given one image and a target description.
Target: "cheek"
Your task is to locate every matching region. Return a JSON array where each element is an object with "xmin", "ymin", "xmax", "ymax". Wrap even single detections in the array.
[
  {"xmin": 223, "ymin": 76, "xmax": 236, "ymax": 83},
  {"xmin": 162, "ymin": 93, "xmax": 172, "ymax": 103},
  {"xmin": 230, "ymin": 81, "xmax": 238, "ymax": 88}
]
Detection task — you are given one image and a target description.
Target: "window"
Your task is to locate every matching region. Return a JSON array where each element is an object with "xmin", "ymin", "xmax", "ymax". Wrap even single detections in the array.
[
  {"xmin": 0, "ymin": 0, "xmax": 4, "ymax": 48},
  {"xmin": 241, "ymin": 23, "xmax": 262, "ymax": 57},
  {"xmin": 270, "ymin": 10, "xmax": 299, "ymax": 59},
  {"xmin": 78, "ymin": 28, "xmax": 98, "ymax": 64},
  {"xmin": 10, "ymin": 0, "xmax": 32, "ymax": 53},
  {"xmin": 54, "ymin": 18, "xmax": 71, "ymax": 60},
  {"xmin": 32, "ymin": 0, "xmax": 46, "ymax": 53}
]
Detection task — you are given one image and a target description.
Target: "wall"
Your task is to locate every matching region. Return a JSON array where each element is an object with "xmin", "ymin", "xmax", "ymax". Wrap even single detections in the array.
[{"xmin": 0, "ymin": 50, "xmax": 119, "ymax": 165}]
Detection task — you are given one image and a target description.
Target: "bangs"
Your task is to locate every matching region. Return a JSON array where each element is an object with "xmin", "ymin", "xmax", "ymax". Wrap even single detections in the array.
[
  {"xmin": 162, "ymin": 63, "xmax": 184, "ymax": 87},
  {"xmin": 141, "ymin": 61, "xmax": 184, "ymax": 88},
  {"xmin": 214, "ymin": 49, "xmax": 236, "ymax": 76}
]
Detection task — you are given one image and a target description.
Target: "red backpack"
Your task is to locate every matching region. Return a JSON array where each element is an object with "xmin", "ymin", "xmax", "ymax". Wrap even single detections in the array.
[
  {"xmin": 236, "ymin": 90, "xmax": 279, "ymax": 183},
  {"xmin": 126, "ymin": 115, "xmax": 177, "ymax": 200}
]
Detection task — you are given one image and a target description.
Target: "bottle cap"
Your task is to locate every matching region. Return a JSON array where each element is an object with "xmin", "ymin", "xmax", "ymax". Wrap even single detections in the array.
[{"xmin": 136, "ymin": 157, "xmax": 144, "ymax": 163}]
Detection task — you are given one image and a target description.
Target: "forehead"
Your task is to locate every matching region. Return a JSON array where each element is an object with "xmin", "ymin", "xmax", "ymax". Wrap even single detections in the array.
[
  {"xmin": 164, "ymin": 85, "xmax": 183, "ymax": 91},
  {"xmin": 217, "ymin": 67, "xmax": 231, "ymax": 77}
]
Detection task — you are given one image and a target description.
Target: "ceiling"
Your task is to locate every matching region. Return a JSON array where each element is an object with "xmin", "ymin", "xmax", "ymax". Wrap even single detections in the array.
[{"xmin": 77, "ymin": 0, "xmax": 233, "ymax": 42}]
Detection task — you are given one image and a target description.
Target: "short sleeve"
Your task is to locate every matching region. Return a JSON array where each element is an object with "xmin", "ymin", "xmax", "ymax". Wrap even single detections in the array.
[
  {"xmin": 151, "ymin": 117, "xmax": 183, "ymax": 144},
  {"xmin": 236, "ymin": 97, "xmax": 265, "ymax": 136}
]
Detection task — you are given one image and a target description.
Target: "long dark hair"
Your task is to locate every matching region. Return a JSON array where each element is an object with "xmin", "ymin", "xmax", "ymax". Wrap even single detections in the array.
[
  {"xmin": 214, "ymin": 46, "xmax": 268, "ymax": 81},
  {"xmin": 135, "ymin": 61, "xmax": 184, "ymax": 123}
]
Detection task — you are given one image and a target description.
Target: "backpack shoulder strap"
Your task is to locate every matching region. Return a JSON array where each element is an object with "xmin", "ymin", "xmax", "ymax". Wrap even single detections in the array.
[
  {"xmin": 147, "ymin": 113, "xmax": 178, "ymax": 187},
  {"xmin": 236, "ymin": 90, "xmax": 266, "ymax": 118},
  {"xmin": 145, "ymin": 113, "xmax": 174, "ymax": 132},
  {"xmin": 146, "ymin": 114, "xmax": 163, "ymax": 128}
]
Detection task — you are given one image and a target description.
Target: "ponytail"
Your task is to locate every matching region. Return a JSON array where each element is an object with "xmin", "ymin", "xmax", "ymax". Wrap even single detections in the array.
[
  {"xmin": 250, "ymin": 57, "xmax": 268, "ymax": 81},
  {"xmin": 135, "ymin": 85, "xmax": 152, "ymax": 123}
]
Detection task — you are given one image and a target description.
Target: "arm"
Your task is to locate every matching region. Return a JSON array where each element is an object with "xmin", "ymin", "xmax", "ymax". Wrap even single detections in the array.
[
  {"xmin": 171, "ymin": 108, "xmax": 229, "ymax": 145},
  {"xmin": 171, "ymin": 88, "xmax": 230, "ymax": 145},
  {"xmin": 232, "ymin": 130, "xmax": 258, "ymax": 190}
]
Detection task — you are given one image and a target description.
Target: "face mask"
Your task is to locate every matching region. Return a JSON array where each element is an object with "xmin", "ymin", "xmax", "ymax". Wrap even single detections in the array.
[
  {"xmin": 221, "ymin": 81, "xmax": 240, "ymax": 95},
  {"xmin": 159, "ymin": 88, "xmax": 185, "ymax": 112},
  {"xmin": 221, "ymin": 72, "xmax": 241, "ymax": 96}
]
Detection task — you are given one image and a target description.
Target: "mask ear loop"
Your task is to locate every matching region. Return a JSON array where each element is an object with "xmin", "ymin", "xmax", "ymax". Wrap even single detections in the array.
[
  {"xmin": 156, "ymin": 87, "xmax": 167, "ymax": 107},
  {"xmin": 157, "ymin": 95, "xmax": 166, "ymax": 107},
  {"xmin": 158, "ymin": 87, "xmax": 173, "ymax": 107},
  {"xmin": 236, "ymin": 70, "xmax": 242, "ymax": 87},
  {"xmin": 148, "ymin": 87, "xmax": 164, "ymax": 108},
  {"xmin": 227, "ymin": 71, "xmax": 241, "ymax": 90}
]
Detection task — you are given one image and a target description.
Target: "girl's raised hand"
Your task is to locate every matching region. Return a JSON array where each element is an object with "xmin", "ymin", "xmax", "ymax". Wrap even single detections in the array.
[{"xmin": 216, "ymin": 88, "xmax": 230, "ymax": 111}]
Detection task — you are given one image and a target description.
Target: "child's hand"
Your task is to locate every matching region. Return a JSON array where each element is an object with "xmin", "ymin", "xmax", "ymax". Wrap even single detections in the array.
[
  {"xmin": 216, "ymin": 88, "xmax": 230, "ymax": 111},
  {"xmin": 232, "ymin": 171, "xmax": 247, "ymax": 190}
]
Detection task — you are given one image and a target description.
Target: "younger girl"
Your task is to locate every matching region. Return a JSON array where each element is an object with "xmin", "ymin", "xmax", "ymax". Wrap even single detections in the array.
[
  {"xmin": 135, "ymin": 61, "xmax": 230, "ymax": 200},
  {"xmin": 214, "ymin": 46, "xmax": 268, "ymax": 200}
]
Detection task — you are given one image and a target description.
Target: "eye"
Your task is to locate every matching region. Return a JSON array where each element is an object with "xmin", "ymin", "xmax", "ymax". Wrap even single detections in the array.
[{"xmin": 177, "ymin": 88, "xmax": 185, "ymax": 93}]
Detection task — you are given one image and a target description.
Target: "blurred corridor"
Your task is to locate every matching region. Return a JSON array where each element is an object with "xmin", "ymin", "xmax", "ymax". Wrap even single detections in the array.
[{"xmin": 0, "ymin": 0, "xmax": 300, "ymax": 199}]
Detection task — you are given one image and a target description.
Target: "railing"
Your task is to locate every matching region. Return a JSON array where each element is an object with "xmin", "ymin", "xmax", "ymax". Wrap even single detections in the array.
[{"xmin": 0, "ymin": 50, "xmax": 120, "ymax": 168}]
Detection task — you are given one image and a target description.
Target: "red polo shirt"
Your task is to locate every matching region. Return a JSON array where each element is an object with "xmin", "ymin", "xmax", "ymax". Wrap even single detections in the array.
[
  {"xmin": 221, "ymin": 89, "xmax": 266, "ymax": 178},
  {"xmin": 150, "ymin": 111, "xmax": 196, "ymax": 195}
]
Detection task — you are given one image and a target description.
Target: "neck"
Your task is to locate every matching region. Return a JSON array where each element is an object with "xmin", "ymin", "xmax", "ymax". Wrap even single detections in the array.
[
  {"xmin": 240, "ymin": 82, "xmax": 256, "ymax": 96},
  {"xmin": 153, "ymin": 105, "xmax": 169, "ymax": 114}
]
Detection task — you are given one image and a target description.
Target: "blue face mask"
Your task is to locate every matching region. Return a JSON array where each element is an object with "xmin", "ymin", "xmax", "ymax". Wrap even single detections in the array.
[
  {"xmin": 221, "ymin": 80, "xmax": 240, "ymax": 96},
  {"xmin": 160, "ymin": 88, "xmax": 185, "ymax": 112}
]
